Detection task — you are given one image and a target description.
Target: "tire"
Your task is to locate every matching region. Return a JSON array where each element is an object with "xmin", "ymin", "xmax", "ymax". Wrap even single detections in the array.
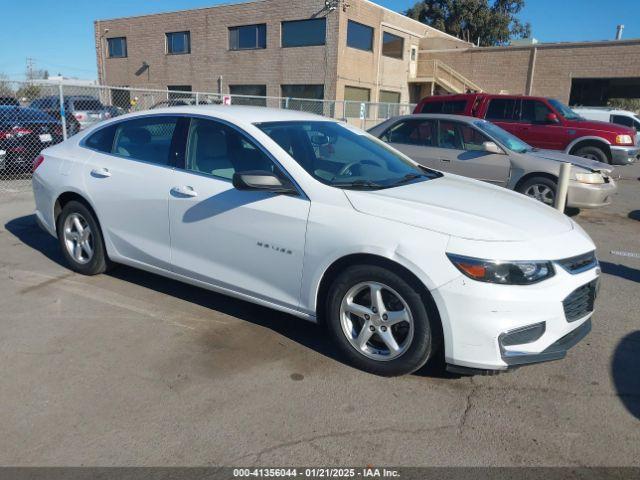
[
  {"xmin": 574, "ymin": 145, "xmax": 609, "ymax": 164},
  {"xmin": 325, "ymin": 264, "xmax": 437, "ymax": 376},
  {"xmin": 57, "ymin": 200, "xmax": 111, "ymax": 275},
  {"xmin": 516, "ymin": 176, "xmax": 557, "ymax": 206}
]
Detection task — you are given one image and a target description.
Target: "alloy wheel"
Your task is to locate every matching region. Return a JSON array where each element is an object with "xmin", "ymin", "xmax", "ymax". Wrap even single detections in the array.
[
  {"xmin": 339, "ymin": 281, "xmax": 414, "ymax": 361},
  {"xmin": 63, "ymin": 213, "xmax": 94, "ymax": 264},
  {"xmin": 524, "ymin": 184, "xmax": 555, "ymax": 205}
]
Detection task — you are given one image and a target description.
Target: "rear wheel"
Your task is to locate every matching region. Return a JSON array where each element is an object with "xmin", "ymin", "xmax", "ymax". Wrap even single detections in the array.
[
  {"xmin": 326, "ymin": 265, "xmax": 436, "ymax": 376},
  {"xmin": 517, "ymin": 176, "xmax": 557, "ymax": 206},
  {"xmin": 574, "ymin": 145, "xmax": 609, "ymax": 164},
  {"xmin": 57, "ymin": 201, "xmax": 111, "ymax": 275}
]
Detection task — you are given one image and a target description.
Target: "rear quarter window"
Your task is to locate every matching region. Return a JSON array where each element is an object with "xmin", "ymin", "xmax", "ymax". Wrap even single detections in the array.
[
  {"xmin": 84, "ymin": 125, "xmax": 117, "ymax": 153},
  {"xmin": 421, "ymin": 100, "xmax": 466, "ymax": 114},
  {"xmin": 72, "ymin": 99, "xmax": 103, "ymax": 111}
]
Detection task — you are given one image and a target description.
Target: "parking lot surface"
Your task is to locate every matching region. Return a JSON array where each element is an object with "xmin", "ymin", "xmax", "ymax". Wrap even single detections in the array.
[{"xmin": 0, "ymin": 164, "xmax": 639, "ymax": 467}]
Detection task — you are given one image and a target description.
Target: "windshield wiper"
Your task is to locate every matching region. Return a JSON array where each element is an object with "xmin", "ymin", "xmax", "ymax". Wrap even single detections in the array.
[
  {"xmin": 388, "ymin": 173, "xmax": 428, "ymax": 187},
  {"xmin": 332, "ymin": 179, "xmax": 384, "ymax": 189}
]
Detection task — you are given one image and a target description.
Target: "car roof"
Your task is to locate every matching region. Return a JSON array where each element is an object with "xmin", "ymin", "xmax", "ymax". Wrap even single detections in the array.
[
  {"xmin": 387, "ymin": 113, "xmax": 482, "ymax": 123},
  {"xmin": 117, "ymin": 105, "xmax": 333, "ymax": 124}
]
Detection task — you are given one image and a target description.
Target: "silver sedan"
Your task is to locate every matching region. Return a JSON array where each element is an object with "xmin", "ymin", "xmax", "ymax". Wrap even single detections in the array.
[{"xmin": 369, "ymin": 114, "xmax": 617, "ymax": 208}]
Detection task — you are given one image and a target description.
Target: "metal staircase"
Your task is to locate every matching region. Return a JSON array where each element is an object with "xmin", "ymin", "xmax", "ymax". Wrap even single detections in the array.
[{"xmin": 410, "ymin": 59, "xmax": 483, "ymax": 94}]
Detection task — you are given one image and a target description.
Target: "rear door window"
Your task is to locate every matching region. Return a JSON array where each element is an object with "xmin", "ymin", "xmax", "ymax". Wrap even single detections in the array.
[
  {"xmin": 485, "ymin": 98, "xmax": 519, "ymax": 121},
  {"xmin": 112, "ymin": 116, "xmax": 178, "ymax": 165},
  {"xmin": 381, "ymin": 119, "xmax": 436, "ymax": 146},
  {"xmin": 84, "ymin": 125, "xmax": 117, "ymax": 153}
]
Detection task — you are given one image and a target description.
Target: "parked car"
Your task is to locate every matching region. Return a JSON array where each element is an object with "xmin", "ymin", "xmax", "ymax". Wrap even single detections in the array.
[
  {"xmin": 30, "ymin": 96, "xmax": 115, "ymax": 131},
  {"xmin": 0, "ymin": 106, "xmax": 62, "ymax": 175},
  {"xmin": 369, "ymin": 114, "xmax": 616, "ymax": 209},
  {"xmin": 150, "ymin": 98, "xmax": 218, "ymax": 109},
  {"xmin": 414, "ymin": 94, "xmax": 639, "ymax": 165},
  {"xmin": 0, "ymin": 96, "xmax": 20, "ymax": 106},
  {"xmin": 32, "ymin": 106, "xmax": 598, "ymax": 376},
  {"xmin": 571, "ymin": 107, "xmax": 640, "ymax": 132}
]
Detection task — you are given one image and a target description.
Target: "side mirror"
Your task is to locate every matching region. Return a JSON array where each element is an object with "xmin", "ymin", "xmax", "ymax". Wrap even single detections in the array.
[
  {"xmin": 546, "ymin": 113, "xmax": 559, "ymax": 123},
  {"xmin": 232, "ymin": 170, "xmax": 297, "ymax": 195},
  {"xmin": 482, "ymin": 141, "xmax": 504, "ymax": 154}
]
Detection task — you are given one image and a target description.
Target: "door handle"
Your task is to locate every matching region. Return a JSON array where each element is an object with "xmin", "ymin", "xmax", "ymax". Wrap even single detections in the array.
[
  {"xmin": 440, "ymin": 158, "xmax": 451, "ymax": 163},
  {"xmin": 171, "ymin": 186, "xmax": 198, "ymax": 198},
  {"xmin": 91, "ymin": 167, "xmax": 111, "ymax": 178}
]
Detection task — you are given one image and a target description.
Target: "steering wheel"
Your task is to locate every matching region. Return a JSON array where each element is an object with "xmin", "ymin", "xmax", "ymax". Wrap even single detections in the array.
[{"xmin": 336, "ymin": 158, "xmax": 385, "ymax": 177}]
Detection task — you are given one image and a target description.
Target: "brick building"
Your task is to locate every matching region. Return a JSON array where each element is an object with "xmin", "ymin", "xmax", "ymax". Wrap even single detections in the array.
[
  {"xmin": 95, "ymin": 0, "xmax": 640, "ymax": 108},
  {"xmin": 94, "ymin": 0, "xmax": 468, "ymax": 107},
  {"xmin": 420, "ymin": 38, "xmax": 640, "ymax": 105}
]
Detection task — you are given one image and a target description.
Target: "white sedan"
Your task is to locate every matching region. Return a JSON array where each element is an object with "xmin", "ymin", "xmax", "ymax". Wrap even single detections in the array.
[{"xmin": 32, "ymin": 106, "xmax": 599, "ymax": 376}]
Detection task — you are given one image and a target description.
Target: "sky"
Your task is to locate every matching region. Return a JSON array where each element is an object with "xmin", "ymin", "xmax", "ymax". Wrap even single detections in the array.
[{"xmin": 1, "ymin": 0, "xmax": 639, "ymax": 81}]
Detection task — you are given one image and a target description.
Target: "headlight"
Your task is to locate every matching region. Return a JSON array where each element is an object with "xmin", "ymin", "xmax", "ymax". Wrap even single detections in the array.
[
  {"xmin": 615, "ymin": 134, "xmax": 633, "ymax": 145},
  {"xmin": 446, "ymin": 254, "xmax": 555, "ymax": 285},
  {"xmin": 575, "ymin": 172, "xmax": 605, "ymax": 184}
]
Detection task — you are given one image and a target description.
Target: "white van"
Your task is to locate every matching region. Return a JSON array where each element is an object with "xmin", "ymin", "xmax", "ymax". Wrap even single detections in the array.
[{"xmin": 572, "ymin": 107, "xmax": 640, "ymax": 131}]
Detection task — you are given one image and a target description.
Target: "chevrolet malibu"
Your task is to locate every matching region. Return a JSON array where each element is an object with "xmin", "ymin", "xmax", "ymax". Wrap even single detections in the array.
[{"xmin": 32, "ymin": 106, "xmax": 599, "ymax": 376}]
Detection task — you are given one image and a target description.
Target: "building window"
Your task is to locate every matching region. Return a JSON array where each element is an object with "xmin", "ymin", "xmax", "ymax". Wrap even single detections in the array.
[
  {"xmin": 107, "ymin": 37, "xmax": 127, "ymax": 58},
  {"xmin": 281, "ymin": 18, "xmax": 326, "ymax": 48},
  {"xmin": 344, "ymin": 85, "xmax": 370, "ymax": 118},
  {"xmin": 378, "ymin": 90, "xmax": 401, "ymax": 118},
  {"xmin": 166, "ymin": 31, "xmax": 191, "ymax": 54},
  {"xmin": 347, "ymin": 20, "xmax": 373, "ymax": 51},
  {"xmin": 382, "ymin": 32, "xmax": 404, "ymax": 59},
  {"xmin": 168, "ymin": 85, "xmax": 192, "ymax": 100},
  {"xmin": 229, "ymin": 24, "xmax": 267, "ymax": 50},
  {"xmin": 229, "ymin": 85, "xmax": 267, "ymax": 106},
  {"xmin": 281, "ymin": 84, "xmax": 325, "ymax": 114}
]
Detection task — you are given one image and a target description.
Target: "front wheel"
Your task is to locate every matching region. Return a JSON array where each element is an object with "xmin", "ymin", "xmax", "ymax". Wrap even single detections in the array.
[
  {"xmin": 517, "ymin": 176, "xmax": 557, "ymax": 206},
  {"xmin": 325, "ymin": 265, "xmax": 436, "ymax": 376},
  {"xmin": 574, "ymin": 145, "xmax": 609, "ymax": 164},
  {"xmin": 57, "ymin": 200, "xmax": 111, "ymax": 275}
]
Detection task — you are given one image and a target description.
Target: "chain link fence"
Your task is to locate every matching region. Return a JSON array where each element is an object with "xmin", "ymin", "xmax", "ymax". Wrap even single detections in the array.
[{"xmin": 0, "ymin": 81, "xmax": 415, "ymax": 194}]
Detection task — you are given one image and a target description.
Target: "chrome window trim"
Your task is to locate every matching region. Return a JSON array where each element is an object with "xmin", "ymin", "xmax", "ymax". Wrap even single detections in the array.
[{"xmin": 78, "ymin": 112, "xmax": 309, "ymax": 200}]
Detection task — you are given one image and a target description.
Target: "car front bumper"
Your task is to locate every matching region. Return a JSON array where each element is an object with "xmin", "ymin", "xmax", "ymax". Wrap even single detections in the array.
[
  {"xmin": 431, "ymin": 257, "xmax": 599, "ymax": 372},
  {"xmin": 567, "ymin": 178, "xmax": 617, "ymax": 208},
  {"xmin": 610, "ymin": 145, "xmax": 639, "ymax": 165}
]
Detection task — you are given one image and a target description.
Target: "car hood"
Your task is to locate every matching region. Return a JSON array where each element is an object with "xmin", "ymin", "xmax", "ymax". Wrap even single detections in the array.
[
  {"xmin": 343, "ymin": 174, "xmax": 573, "ymax": 242},
  {"xmin": 527, "ymin": 149, "xmax": 613, "ymax": 173},
  {"xmin": 564, "ymin": 118, "xmax": 636, "ymax": 135}
]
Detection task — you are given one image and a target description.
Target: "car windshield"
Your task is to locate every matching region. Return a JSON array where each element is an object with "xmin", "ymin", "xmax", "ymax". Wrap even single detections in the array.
[
  {"xmin": 473, "ymin": 120, "xmax": 531, "ymax": 154},
  {"xmin": 73, "ymin": 99, "xmax": 103, "ymax": 111},
  {"xmin": 256, "ymin": 121, "xmax": 441, "ymax": 189},
  {"xmin": 548, "ymin": 99, "xmax": 582, "ymax": 120}
]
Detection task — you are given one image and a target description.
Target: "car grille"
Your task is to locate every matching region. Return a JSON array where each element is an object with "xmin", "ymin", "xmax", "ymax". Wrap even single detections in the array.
[
  {"xmin": 557, "ymin": 251, "xmax": 598, "ymax": 274},
  {"xmin": 563, "ymin": 280, "xmax": 597, "ymax": 322}
]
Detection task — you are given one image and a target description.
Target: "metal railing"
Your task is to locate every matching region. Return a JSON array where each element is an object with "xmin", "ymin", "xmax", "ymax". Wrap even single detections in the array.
[
  {"xmin": 0, "ymin": 81, "xmax": 415, "ymax": 194},
  {"xmin": 414, "ymin": 59, "xmax": 483, "ymax": 94}
]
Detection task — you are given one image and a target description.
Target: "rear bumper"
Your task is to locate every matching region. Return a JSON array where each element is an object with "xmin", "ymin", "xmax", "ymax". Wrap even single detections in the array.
[
  {"xmin": 567, "ymin": 178, "xmax": 617, "ymax": 209},
  {"xmin": 610, "ymin": 145, "xmax": 639, "ymax": 165}
]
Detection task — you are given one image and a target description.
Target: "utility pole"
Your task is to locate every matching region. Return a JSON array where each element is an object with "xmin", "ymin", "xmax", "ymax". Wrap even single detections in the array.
[{"xmin": 26, "ymin": 57, "xmax": 35, "ymax": 81}]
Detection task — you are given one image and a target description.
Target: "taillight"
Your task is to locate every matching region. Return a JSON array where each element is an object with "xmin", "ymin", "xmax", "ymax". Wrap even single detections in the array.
[
  {"xmin": 74, "ymin": 113, "xmax": 85, "ymax": 120},
  {"xmin": 32, "ymin": 155, "xmax": 45, "ymax": 173},
  {"xmin": 13, "ymin": 127, "xmax": 32, "ymax": 136},
  {"xmin": 0, "ymin": 130, "xmax": 12, "ymax": 140}
]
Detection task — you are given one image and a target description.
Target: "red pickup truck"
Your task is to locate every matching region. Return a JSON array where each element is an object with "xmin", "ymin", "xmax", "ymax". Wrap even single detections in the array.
[{"xmin": 413, "ymin": 94, "xmax": 639, "ymax": 165}]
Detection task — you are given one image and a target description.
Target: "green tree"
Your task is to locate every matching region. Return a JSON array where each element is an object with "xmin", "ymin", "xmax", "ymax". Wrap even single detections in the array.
[
  {"xmin": 0, "ymin": 74, "xmax": 14, "ymax": 97},
  {"xmin": 405, "ymin": 0, "xmax": 531, "ymax": 46},
  {"xmin": 16, "ymin": 84, "xmax": 42, "ymax": 102}
]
